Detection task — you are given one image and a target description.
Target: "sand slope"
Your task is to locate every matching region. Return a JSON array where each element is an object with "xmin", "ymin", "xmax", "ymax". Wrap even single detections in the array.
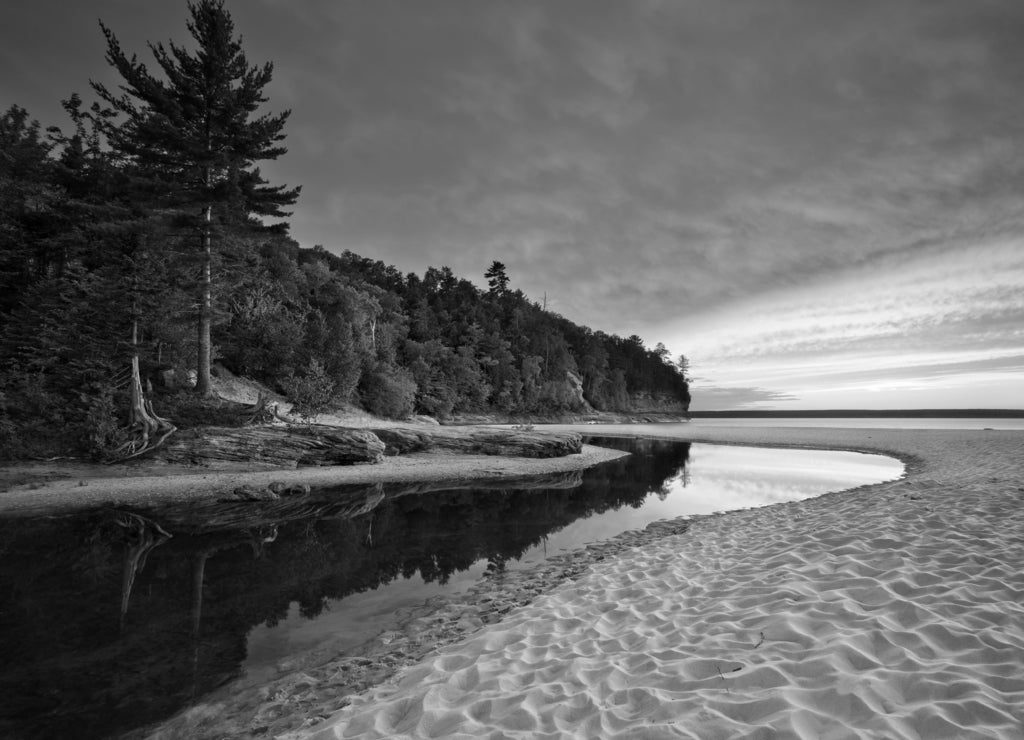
[{"xmin": 292, "ymin": 428, "xmax": 1024, "ymax": 739}]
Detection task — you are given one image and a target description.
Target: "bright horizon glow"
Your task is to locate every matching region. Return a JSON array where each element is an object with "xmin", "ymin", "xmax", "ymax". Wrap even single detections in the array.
[{"xmin": 661, "ymin": 235, "xmax": 1024, "ymax": 410}]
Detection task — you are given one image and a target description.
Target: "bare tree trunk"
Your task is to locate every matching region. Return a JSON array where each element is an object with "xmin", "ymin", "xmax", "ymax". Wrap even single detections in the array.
[
  {"xmin": 110, "ymin": 316, "xmax": 177, "ymax": 461},
  {"xmin": 195, "ymin": 202, "xmax": 213, "ymax": 396}
]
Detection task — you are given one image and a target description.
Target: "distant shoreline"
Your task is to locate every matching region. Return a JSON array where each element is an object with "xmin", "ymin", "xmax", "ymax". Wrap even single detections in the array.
[{"xmin": 689, "ymin": 408, "xmax": 1024, "ymax": 418}]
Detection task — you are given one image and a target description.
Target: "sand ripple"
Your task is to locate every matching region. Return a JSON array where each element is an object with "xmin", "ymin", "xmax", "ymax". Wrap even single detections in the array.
[{"xmin": 293, "ymin": 432, "xmax": 1024, "ymax": 739}]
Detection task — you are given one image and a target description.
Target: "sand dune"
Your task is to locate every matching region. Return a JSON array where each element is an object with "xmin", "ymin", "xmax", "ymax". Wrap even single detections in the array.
[{"xmin": 291, "ymin": 428, "xmax": 1024, "ymax": 740}]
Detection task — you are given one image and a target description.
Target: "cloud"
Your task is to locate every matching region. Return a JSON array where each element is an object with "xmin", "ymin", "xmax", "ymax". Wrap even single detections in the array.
[
  {"xmin": 663, "ymin": 233, "xmax": 1024, "ymax": 409},
  {"xmin": 6, "ymin": 0, "xmax": 1024, "ymax": 408},
  {"xmin": 266, "ymin": 0, "xmax": 1024, "ymax": 360},
  {"xmin": 688, "ymin": 384, "xmax": 798, "ymax": 412},
  {"xmin": 673, "ymin": 234, "xmax": 1024, "ymax": 354}
]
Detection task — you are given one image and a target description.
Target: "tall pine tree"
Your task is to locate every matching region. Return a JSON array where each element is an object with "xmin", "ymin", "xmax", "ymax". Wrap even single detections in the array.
[{"xmin": 93, "ymin": 0, "xmax": 300, "ymax": 396}]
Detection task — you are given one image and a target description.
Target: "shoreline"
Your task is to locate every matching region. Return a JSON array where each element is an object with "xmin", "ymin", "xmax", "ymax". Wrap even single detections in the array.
[
  {"xmin": 0, "ymin": 442, "xmax": 628, "ymax": 517},
  {"xmin": 7, "ymin": 424, "xmax": 1024, "ymax": 738},
  {"xmin": 284, "ymin": 425, "xmax": 1023, "ymax": 740},
  {"xmin": 0, "ymin": 421, "xmax": 937, "ymax": 516},
  {"xmin": 107, "ymin": 423, "xmax": 1024, "ymax": 739}
]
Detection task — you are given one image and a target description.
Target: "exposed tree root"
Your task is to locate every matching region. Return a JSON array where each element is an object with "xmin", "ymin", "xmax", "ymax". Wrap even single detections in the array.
[
  {"xmin": 245, "ymin": 392, "xmax": 290, "ymax": 425},
  {"xmin": 109, "ymin": 356, "xmax": 176, "ymax": 462}
]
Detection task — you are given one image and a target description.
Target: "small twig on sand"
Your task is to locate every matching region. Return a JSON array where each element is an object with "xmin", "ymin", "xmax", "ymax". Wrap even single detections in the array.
[
  {"xmin": 754, "ymin": 631, "xmax": 765, "ymax": 648},
  {"xmin": 716, "ymin": 665, "xmax": 731, "ymax": 693}
]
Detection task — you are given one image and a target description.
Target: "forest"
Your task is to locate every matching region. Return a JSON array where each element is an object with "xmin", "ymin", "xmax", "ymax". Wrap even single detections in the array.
[{"xmin": 0, "ymin": 0, "xmax": 689, "ymax": 462}]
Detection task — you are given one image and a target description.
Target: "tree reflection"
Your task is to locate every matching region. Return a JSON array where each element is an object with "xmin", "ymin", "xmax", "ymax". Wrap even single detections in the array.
[{"xmin": 0, "ymin": 438, "xmax": 690, "ymax": 739}]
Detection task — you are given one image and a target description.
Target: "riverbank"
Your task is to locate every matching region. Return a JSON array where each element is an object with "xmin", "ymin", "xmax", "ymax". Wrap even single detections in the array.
[
  {"xmin": 0, "ymin": 437, "xmax": 625, "ymax": 517},
  {"xmin": 122, "ymin": 424, "xmax": 1024, "ymax": 740}
]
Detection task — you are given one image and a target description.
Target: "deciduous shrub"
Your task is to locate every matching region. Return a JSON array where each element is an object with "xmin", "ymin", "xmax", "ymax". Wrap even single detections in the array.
[{"xmin": 283, "ymin": 359, "xmax": 336, "ymax": 422}]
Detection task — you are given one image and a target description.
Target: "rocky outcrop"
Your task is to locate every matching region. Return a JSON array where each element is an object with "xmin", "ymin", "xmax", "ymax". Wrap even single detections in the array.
[
  {"xmin": 619, "ymin": 391, "xmax": 690, "ymax": 414},
  {"xmin": 565, "ymin": 371, "xmax": 595, "ymax": 413}
]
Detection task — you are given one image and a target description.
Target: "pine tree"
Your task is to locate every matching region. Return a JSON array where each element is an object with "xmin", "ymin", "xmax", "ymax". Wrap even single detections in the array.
[
  {"xmin": 0, "ymin": 105, "xmax": 58, "ymax": 312},
  {"xmin": 92, "ymin": 0, "xmax": 300, "ymax": 396},
  {"xmin": 484, "ymin": 261, "xmax": 510, "ymax": 297}
]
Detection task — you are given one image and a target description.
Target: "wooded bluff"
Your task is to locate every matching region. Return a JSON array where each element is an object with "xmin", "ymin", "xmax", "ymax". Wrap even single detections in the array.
[{"xmin": 0, "ymin": 1, "xmax": 689, "ymax": 461}]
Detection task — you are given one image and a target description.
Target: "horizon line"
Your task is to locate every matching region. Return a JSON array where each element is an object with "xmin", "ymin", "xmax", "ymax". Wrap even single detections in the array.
[{"xmin": 688, "ymin": 408, "xmax": 1024, "ymax": 418}]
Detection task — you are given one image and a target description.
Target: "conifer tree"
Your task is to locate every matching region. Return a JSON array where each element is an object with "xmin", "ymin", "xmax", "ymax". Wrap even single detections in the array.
[
  {"xmin": 485, "ymin": 261, "xmax": 510, "ymax": 297},
  {"xmin": 92, "ymin": 0, "xmax": 300, "ymax": 396},
  {"xmin": 0, "ymin": 106, "xmax": 57, "ymax": 311}
]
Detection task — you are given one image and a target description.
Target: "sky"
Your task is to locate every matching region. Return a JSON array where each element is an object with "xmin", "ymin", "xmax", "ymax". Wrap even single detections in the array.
[{"xmin": 3, "ymin": 0, "xmax": 1023, "ymax": 410}]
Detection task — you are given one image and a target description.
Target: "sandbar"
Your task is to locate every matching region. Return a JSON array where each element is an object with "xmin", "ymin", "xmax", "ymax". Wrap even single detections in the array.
[{"xmin": 281, "ymin": 424, "xmax": 1024, "ymax": 740}]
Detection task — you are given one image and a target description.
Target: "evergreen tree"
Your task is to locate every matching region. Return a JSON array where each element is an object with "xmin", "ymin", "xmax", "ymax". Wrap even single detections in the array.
[
  {"xmin": 92, "ymin": 0, "xmax": 300, "ymax": 396},
  {"xmin": 484, "ymin": 260, "xmax": 510, "ymax": 296},
  {"xmin": 675, "ymin": 354, "xmax": 690, "ymax": 381},
  {"xmin": 0, "ymin": 105, "xmax": 57, "ymax": 312}
]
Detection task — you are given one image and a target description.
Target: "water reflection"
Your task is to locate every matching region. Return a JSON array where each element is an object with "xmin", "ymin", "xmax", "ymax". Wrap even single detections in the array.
[
  {"xmin": 0, "ymin": 439, "xmax": 902, "ymax": 739},
  {"xmin": 0, "ymin": 438, "xmax": 685, "ymax": 739},
  {"xmin": 499, "ymin": 440, "xmax": 902, "ymax": 566},
  {"xmin": 664, "ymin": 445, "xmax": 901, "ymax": 515}
]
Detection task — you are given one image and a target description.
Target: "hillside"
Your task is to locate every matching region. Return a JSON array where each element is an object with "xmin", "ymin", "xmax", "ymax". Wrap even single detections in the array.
[{"xmin": 1, "ymin": 88, "xmax": 688, "ymax": 461}]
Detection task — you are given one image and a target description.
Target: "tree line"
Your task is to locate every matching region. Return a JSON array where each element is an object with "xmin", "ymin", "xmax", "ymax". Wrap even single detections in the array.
[{"xmin": 0, "ymin": 0, "xmax": 689, "ymax": 460}]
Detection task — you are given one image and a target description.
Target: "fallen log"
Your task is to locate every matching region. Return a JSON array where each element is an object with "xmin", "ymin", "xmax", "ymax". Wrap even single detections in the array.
[
  {"xmin": 374, "ymin": 427, "xmax": 582, "ymax": 458},
  {"xmin": 158, "ymin": 425, "xmax": 386, "ymax": 467},
  {"xmin": 372, "ymin": 428, "xmax": 434, "ymax": 455}
]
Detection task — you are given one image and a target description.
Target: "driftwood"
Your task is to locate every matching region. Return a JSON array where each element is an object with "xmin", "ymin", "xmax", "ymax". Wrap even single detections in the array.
[
  {"xmin": 374, "ymin": 427, "xmax": 582, "ymax": 458},
  {"xmin": 155, "ymin": 424, "xmax": 577, "ymax": 468},
  {"xmin": 158, "ymin": 425, "xmax": 386, "ymax": 467},
  {"xmin": 373, "ymin": 428, "xmax": 434, "ymax": 455}
]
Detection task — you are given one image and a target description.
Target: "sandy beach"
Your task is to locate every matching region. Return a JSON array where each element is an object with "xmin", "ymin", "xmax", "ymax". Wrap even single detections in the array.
[
  {"xmin": 267, "ymin": 424, "xmax": 1023, "ymax": 740},
  {"xmin": 6, "ymin": 424, "xmax": 1024, "ymax": 738}
]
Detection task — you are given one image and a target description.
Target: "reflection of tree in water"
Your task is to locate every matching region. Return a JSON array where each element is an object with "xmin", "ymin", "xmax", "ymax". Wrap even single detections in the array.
[
  {"xmin": 582, "ymin": 436, "xmax": 691, "ymax": 506},
  {"xmin": 0, "ymin": 438, "xmax": 689, "ymax": 740}
]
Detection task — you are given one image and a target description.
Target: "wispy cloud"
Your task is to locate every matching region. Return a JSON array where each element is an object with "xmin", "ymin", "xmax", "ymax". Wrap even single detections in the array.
[
  {"xmin": 6, "ymin": 0, "xmax": 1024, "ymax": 408},
  {"xmin": 672, "ymin": 235, "xmax": 1024, "ymax": 409}
]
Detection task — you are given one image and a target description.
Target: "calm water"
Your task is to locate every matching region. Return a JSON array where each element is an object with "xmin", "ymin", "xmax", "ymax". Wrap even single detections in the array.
[
  {"xmin": 0, "ymin": 439, "xmax": 901, "ymax": 739},
  {"xmin": 688, "ymin": 416, "xmax": 1024, "ymax": 430}
]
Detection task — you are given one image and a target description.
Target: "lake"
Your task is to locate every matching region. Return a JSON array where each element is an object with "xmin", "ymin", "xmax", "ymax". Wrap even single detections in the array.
[
  {"xmin": 687, "ymin": 416, "xmax": 1024, "ymax": 430},
  {"xmin": 0, "ymin": 438, "xmax": 902, "ymax": 739}
]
